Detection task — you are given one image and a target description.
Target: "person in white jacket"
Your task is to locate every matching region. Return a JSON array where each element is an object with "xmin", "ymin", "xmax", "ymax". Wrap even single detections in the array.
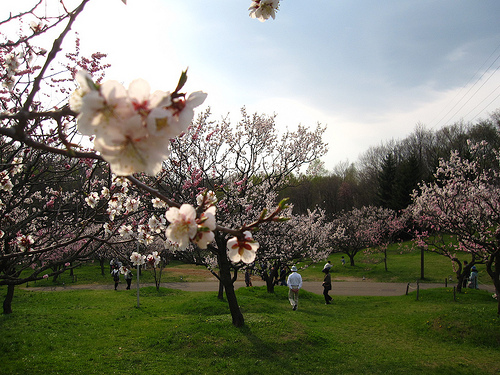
[{"xmin": 287, "ymin": 266, "xmax": 303, "ymax": 310}]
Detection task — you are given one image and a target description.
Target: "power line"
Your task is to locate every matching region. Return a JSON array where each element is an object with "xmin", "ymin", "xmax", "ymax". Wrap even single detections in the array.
[
  {"xmin": 441, "ymin": 62, "xmax": 500, "ymax": 126},
  {"xmin": 462, "ymin": 80, "xmax": 500, "ymax": 120},
  {"xmin": 470, "ymin": 89, "xmax": 500, "ymax": 123},
  {"xmin": 430, "ymin": 42, "xmax": 500, "ymax": 129}
]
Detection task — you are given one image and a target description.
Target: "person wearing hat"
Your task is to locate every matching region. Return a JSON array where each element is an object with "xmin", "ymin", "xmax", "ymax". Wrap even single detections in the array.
[
  {"xmin": 323, "ymin": 260, "xmax": 332, "ymax": 271},
  {"xmin": 468, "ymin": 265, "xmax": 479, "ymax": 289},
  {"xmin": 287, "ymin": 266, "xmax": 302, "ymax": 310},
  {"xmin": 322, "ymin": 266, "xmax": 333, "ymax": 304}
]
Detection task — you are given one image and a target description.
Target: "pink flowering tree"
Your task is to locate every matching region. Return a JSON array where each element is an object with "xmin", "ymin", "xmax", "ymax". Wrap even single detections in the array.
[
  {"xmin": 0, "ymin": 140, "xmax": 120, "ymax": 313},
  {"xmin": 0, "ymin": 1, "xmax": 292, "ymax": 326},
  {"xmin": 408, "ymin": 141, "xmax": 500, "ymax": 313},
  {"xmin": 254, "ymin": 205, "xmax": 333, "ymax": 293},
  {"xmin": 329, "ymin": 206, "xmax": 402, "ymax": 267},
  {"xmin": 129, "ymin": 107, "xmax": 326, "ymax": 325}
]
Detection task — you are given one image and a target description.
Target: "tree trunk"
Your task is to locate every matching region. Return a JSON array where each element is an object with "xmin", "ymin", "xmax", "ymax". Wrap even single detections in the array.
[
  {"xmin": 3, "ymin": 284, "xmax": 15, "ymax": 314},
  {"xmin": 348, "ymin": 254, "xmax": 355, "ymax": 266},
  {"xmin": 216, "ymin": 248, "xmax": 244, "ymax": 327},
  {"xmin": 99, "ymin": 258, "xmax": 105, "ymax": 276},
  {"xmin": 420, "ymin": 247, "xmax": 425, "ymax": 280},
  {"xmin": 218, "ymin": 279, "xmax": 224, "ymax": 300},
  {"xmin": 263, "ymin": 271, "xmax": 275, "ymax": 293},
  {"xmin": 486, "ymin": 252, "xmax": 500, "ymax": 315},
  {"xmin": 384, "ymin": 247, "xmax": 388, "ymax": 272},
  {"xmin": 456, "ymin": 262, "xmax": 472, "ymax": 294},
  {"xmin": 456, "ymin": 275, "xmax": 464, "ymax": 293}
]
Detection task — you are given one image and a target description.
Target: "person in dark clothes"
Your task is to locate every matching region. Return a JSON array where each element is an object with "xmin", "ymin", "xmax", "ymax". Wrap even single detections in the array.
[{"xmin": 322, "ymin": 267, "xmax": 332, "ymax": 304}]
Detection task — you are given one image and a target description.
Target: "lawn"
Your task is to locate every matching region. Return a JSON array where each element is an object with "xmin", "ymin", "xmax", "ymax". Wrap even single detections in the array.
[
  {"xmin": 2, "ymin": 243, "xmax": 498, "ymax": 374},
  {"xmin": 0, "ymin": 285, "xmax": 498, "ymax": 374},
  {"xmin": 297, "ymin": 242, "xmax": 492, "ymax": 285}
]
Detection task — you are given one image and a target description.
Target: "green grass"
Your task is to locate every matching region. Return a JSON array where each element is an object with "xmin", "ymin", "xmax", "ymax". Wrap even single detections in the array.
[
  {"xmin": 300, "ymin": 242, "xmax": 492, "ymax": 284},
  {"xmin": 0, "ymin": 285, "xmax": 499, "ymax": 374}
]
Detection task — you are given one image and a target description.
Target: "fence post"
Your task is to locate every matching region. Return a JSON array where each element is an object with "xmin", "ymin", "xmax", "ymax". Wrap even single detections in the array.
[
  {"xmin": 445, "ymin": 278, "xmax": 447, "ymax": 287},
  {"xmin": 406, "ymin": 282, "xmax": 410, "ymax": 295},
  {"xmin": 416, "ymin": 280, "xmax": 420, "ymax": 301}
]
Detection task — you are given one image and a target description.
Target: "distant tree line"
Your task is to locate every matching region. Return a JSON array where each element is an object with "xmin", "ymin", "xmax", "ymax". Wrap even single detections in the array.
[{"xmin": 281, "ymin": 111, "xmax": 500, "ymax": 217}]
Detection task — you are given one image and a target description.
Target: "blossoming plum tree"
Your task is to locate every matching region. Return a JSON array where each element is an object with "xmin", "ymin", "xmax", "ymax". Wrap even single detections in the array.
[
  {"xmin": 126, "ymin": 108, "xmax": 327, "ymax": 325},
  {"xmin": 408, "ymin": 141, "xmax": 500, "ymax": 313},
  {"xmin": 253, "ymin": 203, "xmax": 333, "ymax": 293},
  {"xmin": 0, "ymin": 0, "xmax": 291, "ymax": 325},
  {"xmin": 329, "ymin": 205, "xmax": 402, "ymax": 267},
  {"xmin": 0, "ymin": 140, "xmax": 124, "ymax": 313}
]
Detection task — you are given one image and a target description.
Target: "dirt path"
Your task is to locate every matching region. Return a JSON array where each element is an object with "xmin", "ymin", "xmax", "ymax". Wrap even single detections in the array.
[{"xmin": 22, "ymin": 279, "xmax": 496, "ymax": 296}]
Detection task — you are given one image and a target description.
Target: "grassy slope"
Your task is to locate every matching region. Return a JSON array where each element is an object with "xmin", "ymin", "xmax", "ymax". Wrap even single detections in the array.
[
  {"xmin": 2, "ymin": 244, "xmax": 498, "ymax": 374},
  {"xmin": 1, "ymin": 285, "xmax": 499, "ymax": 375}
]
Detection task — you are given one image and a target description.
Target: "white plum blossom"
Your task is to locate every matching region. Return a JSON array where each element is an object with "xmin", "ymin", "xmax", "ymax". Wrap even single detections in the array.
[
  {"xmin": 169, "ymin": 91, "xmax": 208, "ymax": 135},
  {"xmin": 3, "ymin": 53, "xmax": 19, "ymax": 73},
  {"xmin": 137, "ymin": 224, "xmax": 155, "ymax": 245},
  {"xmin": 29, "ymin": 21, "xmax": 46, "ymax": 34},
  {"xmin": 85, "ymin": 192, "xmax": 99, "ymax": 208},
  {"xmin": 103, "ymin": 222, "xmax": 113, "ymax": 235},
  {"xmin": 137, "ymin": 231, "xmax": 154, "ymax": 245},
  {"xmin": 227, "ymin": 231, "xmax": 259, "ymax": 264},
  {"xmin": 130, "ymin": 251, "xmax": 146, "ymax": 266},
  {"xmin": 112, "ymin": 176, "xmax": 129, "ymax": 189},
  {"xmin": 165, "ymin": 204, "xmax": 198, "ymax": 250},
  {"xmin": 193, "ymin": 206, "xmax": 216, "ymax": 249},
  {"xmin": 118, "ymin": 224, "xmax": 133, "ymax": 238},
  {"xmin": 0, "ymin": 171, "xmax": 13, "ymax": 191},
  {"xmin": 148, "ymin": 215, "xmax": 165, "ymax": 233},
  {"xmin": 11, "ymin": 157, "xmax": 23, "ymax": 175},
  {"xmin": 146, "ymin": 251, "xmax": 161, "ymax": 268},
  {"xmin": 165, "ymin": 239, "xmax": 180, "ymax": 252},
  {"xmin": 196, "ymin": 190, "xmax": 217, "ymax": 207},
  {"xmin": 125, "ymin": 197, "xmax": 140, "ymax": 212},
  {"xmin": 71, "ymin": 71, "xmax": 206, "ymax": 176},
  {"xmin": 101, "ymin": 187, "xmax": 110, "ymax": 199},
  {"xmin": 248, "ymin": 0, "xmax": 279, "ymax": 22},
  {"xmin": 16, "ymin": 234, "xmax": 34, "ymax": 251},
  {"xmin": 152, "ymin": 197, "xmax": 166, "ymax": 208}
]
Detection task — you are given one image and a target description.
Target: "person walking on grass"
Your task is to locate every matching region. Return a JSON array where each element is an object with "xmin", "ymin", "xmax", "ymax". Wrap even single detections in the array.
[
  {"xmin": 287, "ymin": 266, "xmax": 302, "ymax": 311},
  {"xmin": 124, "ymin": 267, "xmax": 133, "ymax": 290},
  {"xmin": 111, "ymin": 266, "xmax": 120, "ymax": 290},
  {"xmin": 322, "ymin": 266, "xmax": 333, "ymax": 304},
  {"xmin": 469, "ymin": 265, "xmax": 479, "ymax": 289}
]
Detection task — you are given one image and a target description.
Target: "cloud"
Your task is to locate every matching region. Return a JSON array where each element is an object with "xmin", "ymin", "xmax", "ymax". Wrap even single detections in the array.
[{"xmin": 18, "ymin": 0, "xmax": 498, "ymax": 171}]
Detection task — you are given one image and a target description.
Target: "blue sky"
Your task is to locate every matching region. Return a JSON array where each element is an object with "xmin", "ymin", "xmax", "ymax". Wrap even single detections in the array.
[{"xmin": 6, "ymin": 0, "xmax": 500, "ymax": 170}]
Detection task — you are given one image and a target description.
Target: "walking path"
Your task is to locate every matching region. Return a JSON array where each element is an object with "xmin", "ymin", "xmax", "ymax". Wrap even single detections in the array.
[{"xmin": 23, "ymin": 279, "xmax": 496, "ymax": 296}]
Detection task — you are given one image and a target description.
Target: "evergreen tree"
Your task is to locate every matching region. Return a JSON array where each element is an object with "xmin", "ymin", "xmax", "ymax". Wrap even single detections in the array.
[{"xmin": 377, "ymin": 152, "xmax": 397, "ymax": 210}]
